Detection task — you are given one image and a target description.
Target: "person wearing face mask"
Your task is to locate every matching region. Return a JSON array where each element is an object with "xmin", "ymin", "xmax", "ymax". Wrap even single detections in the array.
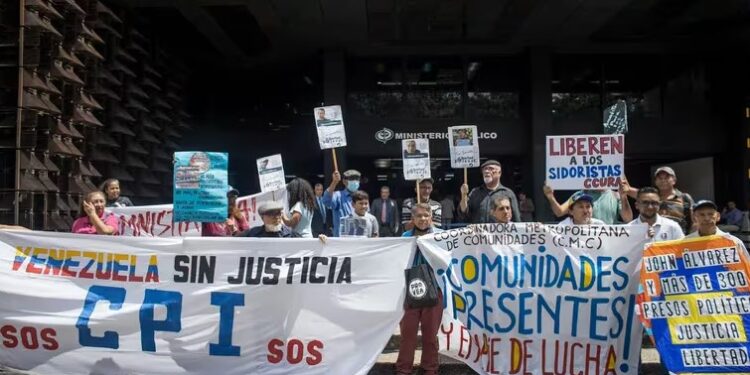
[
  {"xmin": 397, "ymin": 203, "xmax": 443, "ymax": 375},
  {"xmin": 71, "ymin": 191, "xmax": 120, "ymax": 235},
  {"xmin": 237, "ymin": 201, "xmax": 299, "ymax": 238},
  {"xmin": 322, "ymin": 169, "xmax": 361, "ymax": 237},
  {"xmin": 458, "ymin": 160, "xmax": 520, "ymax": 224}
]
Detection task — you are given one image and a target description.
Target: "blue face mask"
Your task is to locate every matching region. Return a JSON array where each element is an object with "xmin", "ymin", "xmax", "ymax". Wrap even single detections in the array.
[{"xmin": 346, "ymin": 181, "xmax": 360, "ymax": 192}]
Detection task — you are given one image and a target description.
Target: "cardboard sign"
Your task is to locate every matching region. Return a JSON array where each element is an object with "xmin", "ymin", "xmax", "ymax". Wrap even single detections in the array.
[
  {"xmin": 173, "ymin": 152, "xmax": 228, "ymax": 223},
  {"xmin": 448, "ymin": 125, "xmax": 480, "ymax": 168},
  {"xmin": 402, "ymin": 139, "xmax": 431, "ymax": 180},
  {"xmin": 256, "ymin": 154, "xmax": 286, "ymax": 193},
  {"xmin": 418, "ymin": 223, "xmax": 647, "ymax": 375},
  {"xmin": 546, "ymin": 134, "xmax": 624, "ymax": 190},
  {"xmin": 639, "ymin": 234, "xmax": 750, "ymax": 373},
  {"xmin": 314, "ymin": 105, "xmax": 347, "ymax": 149}
]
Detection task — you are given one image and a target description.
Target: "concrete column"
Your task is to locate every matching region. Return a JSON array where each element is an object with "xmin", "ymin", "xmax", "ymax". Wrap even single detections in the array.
[{"xmin": 528, "ymin": 47, "xmax": 553, "ymax": 222}]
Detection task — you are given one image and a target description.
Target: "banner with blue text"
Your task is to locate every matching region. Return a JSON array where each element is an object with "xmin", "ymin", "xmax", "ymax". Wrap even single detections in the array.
[
  {"xmin": 418, "ymin": 223, "xmax": 647, "ymax": 375},
  {"xmin": 0, "ymin": 231, "xmax": 413, "ymax": 375},
  {"xmin": 639, "ymin": 234, "xmax": 750, "ymax": 373}
]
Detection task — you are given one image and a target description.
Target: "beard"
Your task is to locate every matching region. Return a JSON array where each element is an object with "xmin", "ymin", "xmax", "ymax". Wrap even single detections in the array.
[{"xmin": 264, "ymin": 224, "xmax": 282, "ymax": 232}]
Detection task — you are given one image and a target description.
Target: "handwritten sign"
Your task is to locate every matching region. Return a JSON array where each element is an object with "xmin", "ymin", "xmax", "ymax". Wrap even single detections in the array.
[
  {"xmin": 402, "ymin": 138, "xmax": 431, "ymax": 180},
  {"xmin": 257, "ymin": 154, "xmax": 285, "ymax": 193},
  {"xmin": 603, "ymin": 100, "xmax": 628, "ymax": 134},
  {"xmin": 546, "ymin": 134, "xmax": 624, "ymax": 190},
  {"xmin": 448, "ymin": 125, "xmax": 480, "ymax": 168},
  {"xmin": 639, "ymin": 235, "xmax": 750, "ymax": 373},
  {"xmin": 314, "ymin": 105, "xmax": 347, "ymax": 149},
  {"xmin": 173, "ymin": 152, "xmax": 228, "ymax": 222}
]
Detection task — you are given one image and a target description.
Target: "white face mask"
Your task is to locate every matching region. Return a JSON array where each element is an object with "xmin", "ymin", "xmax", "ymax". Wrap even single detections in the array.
[
  {"xmin": 483, "ymin": 176, "xmax": 494, "ymax": 185},
  {"xmin": 264, "ymin": 224, "xmax": 282, "ymax": 232}
]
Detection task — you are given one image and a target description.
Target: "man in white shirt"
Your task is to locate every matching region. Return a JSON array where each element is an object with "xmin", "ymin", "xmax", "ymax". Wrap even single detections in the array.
[
  {"xmin": 629, "ymin": 187, "xmax": 684, "ymax": 242},
  {"xmin": 686, "ymin": 199, "xmax": 749, "ymax": 257},
  {"xmin": 559, "ymin": 193, "xmax": 606, "ymax": 226}
]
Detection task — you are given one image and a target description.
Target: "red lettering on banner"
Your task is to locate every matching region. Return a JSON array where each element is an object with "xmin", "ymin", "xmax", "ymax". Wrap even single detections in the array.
[
  {"xmin": 0, "ymin": 325, "xmax": 58, "ymax": 351},
  {"xmin": 267, "ymin": 338, "xmax": 324, "ymax": 365},
  {"xmin": 549, "ymin": 136, "xmax": 624, "ymax": 156},
  {"xmin": 440, "ymin": 322, "xmax": 454, "ymax": 351},
  {"xmin": 584, "ymin": 177, "xmax": 621, "ymax": 189}
]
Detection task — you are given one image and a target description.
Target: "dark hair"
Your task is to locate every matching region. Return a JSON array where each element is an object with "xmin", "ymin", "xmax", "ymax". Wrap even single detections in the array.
[
  {"xmin": 637, "ymin": 186, "xmax": 660, "ymax": 198},
  {"xmin": 351, "ymin": 190, "xmax": 369, "ymax": 203},
  {"xmin": 100, "ymin": 178, "xmax": 119, "ymax": 194},
  {"xmin": 287, "ymin": 178, "xmax": 316, "ymax": 212}
]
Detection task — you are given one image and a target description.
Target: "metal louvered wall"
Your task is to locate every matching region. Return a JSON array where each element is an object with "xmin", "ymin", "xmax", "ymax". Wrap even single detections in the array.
[{"xmin": 1, "ymin": 0, "xmax": 191, "ymax": 230}]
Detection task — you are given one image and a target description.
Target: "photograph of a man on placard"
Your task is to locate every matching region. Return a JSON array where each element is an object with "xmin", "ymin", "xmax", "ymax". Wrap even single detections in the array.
[
  {"xmin": 403, "ymin": 140, "xmax": 427, "ymax": 158},
  {"xmin": 314, "ymin": 106, "xmax": 342, "ymax": 127},
  {"xmin": 452, "ymin": 127, "xmax": 474, "ymax": 147}
]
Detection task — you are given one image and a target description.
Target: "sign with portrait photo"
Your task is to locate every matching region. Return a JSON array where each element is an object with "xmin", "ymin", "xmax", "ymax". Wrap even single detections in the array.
[
  {"xmin": 173, "ymin": 151, "xmax": 228, "ymax": 223},
  {"xmin": 402, "ymin": 139, "xmax": 431, "ymax": 180},
  {"xmin": 257, "ymin": 154, "xmax": 286, "ymax": 193},
  {"xmin": 448, "ymin": 125, "xmax": 480, "ymax": 168},
  {"xmin": 313, "ymin": 105, "xmax": 347, "ymax": 149}
]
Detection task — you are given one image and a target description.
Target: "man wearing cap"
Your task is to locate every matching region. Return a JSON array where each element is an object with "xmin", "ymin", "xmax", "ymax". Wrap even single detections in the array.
[
  {"xmin": 458, "ymin": 160, "xmax": 520, "ymax": 224},
  {"xmin": 402, "ymin": 178, "xmax": 442, "ymax": 231},
  {"xmin": 623, "ymin": 166, "xmax": 694, "ymax": 234},
  {"xmin": 686, "ymin": 199, "xmax": 750, "ymax": 255},
  {"xmin": 543, "ymin": 182, "xmax": 632, "ymax": 224},
  {"xmin": 322, "ymin": 169, "xmax": 360, "ymax": 237},
  {"xmin": 238, "ymin": 201, "xmax": 299, "ymax": 238},
  {"xmin": 558, "ymin": 193, "xmax": 606, "ymax": 226},
  {"xmin": 628, "ymin": 187, "xmax": 684, "ymax": 242}
]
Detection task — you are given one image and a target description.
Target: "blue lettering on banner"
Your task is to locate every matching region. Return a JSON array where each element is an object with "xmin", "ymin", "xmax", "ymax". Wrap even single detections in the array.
[
  {"xmin": 140, "ymin": 289, "xmax": 183, "ymax": 352},
  {"xmin": 209, "ymin": 292, "xmax": 245, "ymax": 356},
  {"xmin": 77, "ymin": 285, "xmax": 125, "ymax": 349}
]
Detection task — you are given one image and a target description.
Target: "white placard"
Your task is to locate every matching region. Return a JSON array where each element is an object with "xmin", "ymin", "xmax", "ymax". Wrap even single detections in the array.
[
  {"xmin": 402, "ymin": 139, "xmax": 431, "ymax": 180},
  {"xmin": 546, "ymin": 134, "xmax": 625, "ymax": 190},
  {"xmin": 314, "ymin": 105, "xmax": 347, "ymax": 149},
  {"xmin": 448, "ymin": 125, "xmax": 480, "ymax": 168},
  {"xmin": 257, "ymin": 154, "xmax": 286, "ymax": 193}
]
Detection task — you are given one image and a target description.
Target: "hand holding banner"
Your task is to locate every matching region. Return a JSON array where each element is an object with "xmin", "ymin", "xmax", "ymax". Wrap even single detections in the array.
[{"xmin": 173, "ymin": 152, "xmax": 228, "ymax": 223}]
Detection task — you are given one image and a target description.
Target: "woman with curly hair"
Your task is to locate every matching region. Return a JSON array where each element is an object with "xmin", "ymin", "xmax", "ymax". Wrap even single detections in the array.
[{"xmin": 283, "ymin": 178, "xmax": 316, "ymax": 238}]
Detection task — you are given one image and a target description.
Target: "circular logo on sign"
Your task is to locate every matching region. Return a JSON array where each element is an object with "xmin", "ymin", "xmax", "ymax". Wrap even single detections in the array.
[
  {"xmin": 408, "ymin": 278, "xmax": 427, "ymax": 299},
  {"xmin": 375, "ymin": 128, "xmax": 394, "ymax": 144}
]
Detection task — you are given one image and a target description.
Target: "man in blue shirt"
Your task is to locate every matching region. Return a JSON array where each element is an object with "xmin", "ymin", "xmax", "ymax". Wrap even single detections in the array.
[
  {"xmin": 398, "ymin": 203, "xmax": 442, "ymax": 375},
  {"xmin": 322, "ymin": 169, "xmax": 360, "ymax": 237}
]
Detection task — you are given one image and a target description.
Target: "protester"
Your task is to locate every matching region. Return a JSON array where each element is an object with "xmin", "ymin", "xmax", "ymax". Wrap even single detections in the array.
[
  {"xmin": 200, "ymin": 187, "xmax": 249, "ymax": 237},
  {"xmin": 629, "ymin": 187, "xmax": 684, "ymax": 242},
  {"xmin": 623, "ymin": 166, "xmax": 694, "ymax": 233},
  {"xmin": 543, "ymin": 182, "xmax": 632, "ymax": 224},
  {"xmin": 402, "ymin": 178, "xmax": 442, "ymax": 231},
  {"xmin": 458, "ymin": 160, "xmax": 520, "ymax": 223},
  {"xmin": 518, "ymin": 191, "xmax": 534, "ymax": 222},
  {"xmin": 238, "ymin": 201, "xmax": 299, "ymax": 237},
  {"xmin": 100, "ymin": 178, "xmax": 134, "ymax": 207},
  {"xmin": 311, "ymin": 182, "xmax": 331, "ymax": 236},
  {"xmin": 339, "ymin": 190, "xmax": 378, "ymax": 237},
  {"xmin": 719, "ymin": 200, "xmax": 743, "ymax": 232},
  {"xmin": 687, "ymin": 200, "xmax": 748, "ymax": 253},
  {"xmin": 71, "ymin": 191, "xmax": 119, "ymax": 235},
  {"xmin": 440, "ymin": 194, "xmax": 455, "ymax": 228},
  {"xmin": 282, "ymin": 178, "xmax": 316, "ymax": 238},
  {"xmin": 322, "ymin": 169, "xmax": 360, "ymax": 237},
  {"xmin": 397, "ymin": 203, "xmax": 442, "ymax": 375},
  {"xmin": 371, "ymin": 186, "xmax": 399, "ymax": 237},
  {"xmin": 491, "ymin": 196, "xmax": 513, "ymax": 224},
  {"xmin": 558, "ymin": 193, "xmax": 605, "ymax": 226}
]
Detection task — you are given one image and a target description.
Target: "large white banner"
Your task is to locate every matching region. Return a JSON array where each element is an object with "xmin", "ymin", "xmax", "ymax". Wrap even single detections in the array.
[
  {"xmin": 108, "ymin": 189, "xmax": 286, "ymax": 237},
  {"xmin": 0, "ymin": 231, "xmax": 414, "ymax": 375},
  {"xmin": 418, "ymin": 223, "xmax": 647, "ymax": 375}
]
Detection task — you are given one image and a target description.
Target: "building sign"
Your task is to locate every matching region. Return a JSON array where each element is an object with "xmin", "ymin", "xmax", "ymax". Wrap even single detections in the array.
[{"xmin": 375, "ymin": 127, "xmax": 498, "ymax": 144}]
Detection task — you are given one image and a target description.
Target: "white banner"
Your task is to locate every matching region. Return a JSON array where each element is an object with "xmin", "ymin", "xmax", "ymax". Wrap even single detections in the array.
[
  {"xmin": 314, "ymin": 105, "xmax": 347, "ymax": 149},
  {"xmin": 418, "ymin": 223, "xmax": 646, "ymax": 375},
  {"xmin": 109, "ymin": 189, "xmax": 286, "ymax": 237},
  {"xmin": 257, "ymin": 154, "xmax": 286, "ymax": 193},
  {"xmin": 0, "ymin": 231, "xmax": 414, "ymax": 375},
  {"xmin": 448, "ymin": 125, "xmax": 480, "ymax": 168},
  {"xmin": 402, "ymin": 139, "xmax": 431, "ymax": 180},
  {"xmin": 546, "ymin": 134, "xmax": 624, "ymax": 190}
]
